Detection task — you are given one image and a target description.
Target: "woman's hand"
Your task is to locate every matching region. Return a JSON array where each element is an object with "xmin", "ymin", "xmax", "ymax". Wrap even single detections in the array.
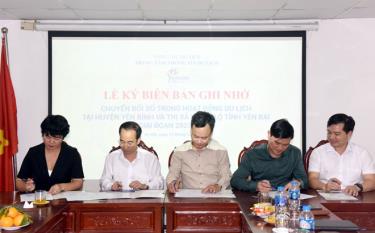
[
  {"xmin": 25, "ymin": 179, "xmax": 35, "ymax": 192},
  {"xmin": 49, "ymin": 184, "xmax": 64, "ymax": 195}
]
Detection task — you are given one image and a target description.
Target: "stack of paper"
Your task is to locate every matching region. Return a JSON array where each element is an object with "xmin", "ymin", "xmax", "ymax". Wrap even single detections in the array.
[
  {"xmin": 174, "ymin": 189, "xmax": 235, "ymax": 198},
  {"xmin": 318, "ymin": 191, "xmax": 357, "ymax": 201}
]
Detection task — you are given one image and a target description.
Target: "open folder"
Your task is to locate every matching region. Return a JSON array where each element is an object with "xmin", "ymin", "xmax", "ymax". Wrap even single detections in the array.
[{"xmin": 315, "ymin": 220, "xmax": 360, "ymax": 231}]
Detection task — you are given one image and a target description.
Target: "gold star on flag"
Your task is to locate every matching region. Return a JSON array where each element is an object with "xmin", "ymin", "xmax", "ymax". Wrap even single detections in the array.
[{"xmin": 0, "ymin": 129, "xmax": 10, "ymax": 155}]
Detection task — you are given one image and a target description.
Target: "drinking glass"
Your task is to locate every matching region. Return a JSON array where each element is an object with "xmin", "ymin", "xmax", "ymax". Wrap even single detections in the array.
[
  {"xmin": 34, "ymin": 190, "xmax": 46, "ymax": 204},
  {"xmin": 289, "ymin": 211, "xmax": 300, "ymax": 230},
  {"xmin": 258, "ymin": 191, "xmax": 271, "ymax": 203}
]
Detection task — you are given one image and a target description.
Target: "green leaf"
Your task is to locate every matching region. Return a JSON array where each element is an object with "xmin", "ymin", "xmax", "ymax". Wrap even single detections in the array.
[{"xmin": 0, "ymin": 206, "xmax": 10, "ymax": 217}]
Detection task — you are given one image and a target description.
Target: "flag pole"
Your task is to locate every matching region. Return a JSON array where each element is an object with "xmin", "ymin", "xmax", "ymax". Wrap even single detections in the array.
[
  {"xmin": 1, "ymin": 27, "xmax": 9, "ymax": 65},
  {"xmin": 1, "ymin": 27, "xmax": 17, "ymax": 191}
]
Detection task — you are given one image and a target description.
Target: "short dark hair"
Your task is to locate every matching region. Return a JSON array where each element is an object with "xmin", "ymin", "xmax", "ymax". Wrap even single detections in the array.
[
  {"xmin": 41, "ymin": 115, "xmax": 70, "ymax": 138},
  {"xmin": 327, "ymin": 113, "xmax": 355, "ymax": 133},
  {"xmin": 119, "ymin": 121, "xmax": 142, "ymax": 139},
  {"xmin": 191, "ymin": 111, "xmax": 216, "ymax": 132},
  {"xmin": 270, "ymin": 119, "xmax": 294, "ymax": 139}
]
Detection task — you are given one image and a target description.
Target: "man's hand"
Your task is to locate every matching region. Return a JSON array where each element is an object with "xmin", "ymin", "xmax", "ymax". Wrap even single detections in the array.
[
  {"xmin": 256, "ymin": 180, "xmax": 272, "ymax": 193},
  {"xmin": 111, "ymin": 181, "xmax": 123, "ymax": 191},
  {"xmin": 343, "ymin": 185, "xmax": 360, "ymax": 197},
  {"xmin": 167, "ymin": 180, "xmax": 181, "ymax": 193},
  {"xmin": 129, "ymin": 180, "xmax": 148, "ymax": 190},
  {"xmin": 324, "ymin": 178, "xmax": 341, "ymax": 192},
  {"xmin": 284, "ymin": 180, "xmax": 301, "ymax": 191},
  {"xmin": 202, "ymin": 184, "xmax": 222, "ymax": 193},
  {"xmin": 49, "ymin": 184, "xmax": 63, "ymax": 195}
]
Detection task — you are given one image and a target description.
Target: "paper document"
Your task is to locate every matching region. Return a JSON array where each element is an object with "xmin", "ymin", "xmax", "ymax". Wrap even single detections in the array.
[
  {"xmin": 268, "ymin": 191, "xmax": 315, "ymax": 200},
  {"xmin": 318, "ymin": 191, "xmax": 357, "ymax": 201},
  {"xmin": 55, "ymin": 191, "xmax": 109, "ymax": 201},
  {"xmin": 136, "ymin": 189, "xmax": 165, "ymax": 199},
  {"xmin": 20, "ymin": 190, "xmax": 165, "ymax": 202},
  {"xmin": 174, "ymin": 189, "xmax": 235, "ymax": 198},
  {"xmin": 20, "ymin": 193, "xmax": 54, "ymax": 202}
]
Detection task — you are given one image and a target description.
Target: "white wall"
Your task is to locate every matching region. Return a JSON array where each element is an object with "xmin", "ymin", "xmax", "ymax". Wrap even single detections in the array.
[
  {"xmin": 306, "ymin": 18, "xmax": 375, "ymax": 152},
  {"xmin": 1, "ymin": 18, "xmax": 374, "ymax": 173},
  {"xmin": 0, "ymin": 21, "xmax": 48, "ymax": 170}
]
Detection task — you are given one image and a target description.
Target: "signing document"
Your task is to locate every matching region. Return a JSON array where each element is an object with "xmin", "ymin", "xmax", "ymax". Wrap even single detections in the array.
[
  {"xmin": 21, "ymin": 190, "xmax": 165, "ymax": 202},
  {"xmin": 175, "ymin": 189, "xmax": 235, "ymax": 198},
  {"xmin": 318, "ymin": 191, "xmax": 357, "ymax": 201}
]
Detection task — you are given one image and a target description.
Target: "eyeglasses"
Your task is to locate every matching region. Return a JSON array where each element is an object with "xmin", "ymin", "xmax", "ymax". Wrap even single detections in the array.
[{"xmin": 43, "ymin": 134, "xmax": 63, "ymax": 141}]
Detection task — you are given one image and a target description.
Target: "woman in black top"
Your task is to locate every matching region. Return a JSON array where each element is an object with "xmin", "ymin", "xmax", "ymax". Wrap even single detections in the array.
[{"xmin": 16, "ymin": 115, "xmax": 84, "ymax": 194}]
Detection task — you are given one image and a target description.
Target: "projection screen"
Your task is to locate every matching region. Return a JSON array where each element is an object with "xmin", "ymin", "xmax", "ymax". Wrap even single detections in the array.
[{"xmin": 49, "ymin": 31, "xmax": 306, "ymax": 179}]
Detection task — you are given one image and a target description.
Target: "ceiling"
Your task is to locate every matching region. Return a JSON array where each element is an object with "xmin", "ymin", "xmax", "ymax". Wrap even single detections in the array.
[{"xmin": 0, "ymin": 0, "xmax": 374, "ymax": 21}]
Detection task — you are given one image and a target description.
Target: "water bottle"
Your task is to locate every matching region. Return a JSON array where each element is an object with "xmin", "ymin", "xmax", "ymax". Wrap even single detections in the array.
[
  {"xmin": 289, "ymin": 180, "xmax": 300, "ymax": 212},
  {"xmin": 275, "ymin": 186, "xmax": 289, "ymax": 229},
  {"xmin": 288, "ymin": 181, "xmax": 301, "ymax": 230},
  {"xmin": 275, "ymin": 186, "xmax": 288, "ymax": 213},
  {"xmin": 299, "ymin": 205, "xmax": 315, "ymax": 231}
]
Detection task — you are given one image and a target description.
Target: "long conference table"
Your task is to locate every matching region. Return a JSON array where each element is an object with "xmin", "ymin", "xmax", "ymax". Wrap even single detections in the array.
[{"xmin": 1, "ymin": 183, "xmax": 375, "ymax": 233}]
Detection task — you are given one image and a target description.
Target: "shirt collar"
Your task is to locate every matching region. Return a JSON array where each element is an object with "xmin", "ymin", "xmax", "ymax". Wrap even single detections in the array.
[
  {"xmin": 327, "ymin": 142, "xmax": 353, "ymax": 154},
  {"xmin": 187, "ymin": 139, "xmax": 216, "ymax": 151},
  {"xmin": 121, "ymin": 150, "xmax": 139, "ymax": 163}
]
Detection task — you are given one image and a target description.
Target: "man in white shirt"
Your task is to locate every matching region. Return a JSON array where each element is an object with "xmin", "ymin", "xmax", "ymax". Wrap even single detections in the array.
[
  {"xmin": 308, "ymin": 113, "xmax": 375, "ymax": 196},
  {"xmin": 100, "ymin": 121, "xmax": 163, "ymax": 191}
]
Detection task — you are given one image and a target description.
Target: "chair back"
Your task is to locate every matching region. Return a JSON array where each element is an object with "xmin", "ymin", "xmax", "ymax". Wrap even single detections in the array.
[
  {"xmin": 109, "ymin": 140, "xmax": 158, "ymax": 158},
  {"xmin": 304, "ymin": 140, "xmax": 328, "ymax": 172},
  {"xmin": 238, "ymin": 139, "xmax": 268, "ymax": 166},
  {"xmin": 168, "ymin": 140, "xmax": 191, "ymax": 167}
]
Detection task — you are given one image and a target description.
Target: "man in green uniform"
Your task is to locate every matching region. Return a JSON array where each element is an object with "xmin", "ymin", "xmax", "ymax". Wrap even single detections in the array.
[{"xmin": 230, "ymin": 119, "xmax": 307, "ymax": 192}]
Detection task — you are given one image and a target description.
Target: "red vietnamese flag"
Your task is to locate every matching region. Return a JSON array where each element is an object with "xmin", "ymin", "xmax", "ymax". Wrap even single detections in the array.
[{"xmin": 0, "ymin": 35, "xmax": 18, "ymax": 192}]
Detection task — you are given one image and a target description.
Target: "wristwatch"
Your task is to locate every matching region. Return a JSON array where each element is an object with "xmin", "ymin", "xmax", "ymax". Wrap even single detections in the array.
[{"xmin": 354, "ymin": 183, "xmax": 363, "ymax": 192}]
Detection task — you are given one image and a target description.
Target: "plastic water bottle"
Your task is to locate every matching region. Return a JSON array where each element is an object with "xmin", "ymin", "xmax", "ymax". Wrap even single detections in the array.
[
  {"xmin": 288, "ymin": 181, "xmax": 301, "ymax": 230},
  {"xmin": 299, "ymin": 205, "xmax": 315, "ymax": 231},
  {"xmin": 289, "ymin": 180, "xmax": 300, "ymax": 212},
  {"xmin": 275, "ymin": 186, "xmax": 288, "ymax": 212},
  {"xmin": 275, "ymin": 186, "xmax": 289, "ymax": 229}
]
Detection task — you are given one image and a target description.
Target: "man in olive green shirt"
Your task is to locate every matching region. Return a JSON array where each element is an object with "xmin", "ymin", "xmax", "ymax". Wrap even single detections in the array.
[{"xmin": 230, "ymin": 119, "xmax": 307, "ymax": 192}]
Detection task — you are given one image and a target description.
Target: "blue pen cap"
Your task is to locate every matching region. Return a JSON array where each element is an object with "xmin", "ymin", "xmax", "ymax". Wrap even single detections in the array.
[{"xmin": 302, "ymin": 205, "xmax": 311, "ymax": 211}]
